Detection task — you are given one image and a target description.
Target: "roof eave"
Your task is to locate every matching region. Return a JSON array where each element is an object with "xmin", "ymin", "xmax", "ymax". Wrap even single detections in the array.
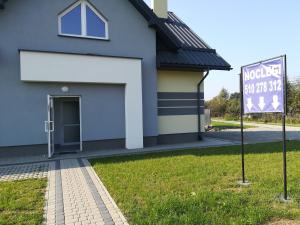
[
  {"xmin": 0, "ymin": 0, "xmax": 7, "ymax": 9},
  {"xmin": 127, "ymin": 0, "xmax": 155, "ymax": 21},
  {"xmin": 157, "ymin": 63, "xmax": 232, "ymax": 71},
  {"xmin": 128, "ymin": 0, "xmax": 181, "ymax": 50}
]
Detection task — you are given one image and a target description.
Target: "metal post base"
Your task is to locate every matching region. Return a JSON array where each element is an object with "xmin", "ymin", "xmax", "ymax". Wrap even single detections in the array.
[
  {"xmin": 279, "ymin": 194, "xmax": 292, "ymax": 204},
  {"xmin": 237, "ymin": 180, "xmax": 251, "ymax": 186}
]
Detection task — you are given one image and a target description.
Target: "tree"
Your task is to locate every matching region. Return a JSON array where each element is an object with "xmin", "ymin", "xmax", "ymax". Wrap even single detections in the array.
[
  {"xmin": 229, "ymin": 92, "xmax": 240, "ymax": 100},
  {"xmin": 218, "ymin": 88, "xmax": 229, "ymax": 100},
  {"xmin": 287, "ymin": 79, "xmax": 300, "ymax": 115},
  {"xmin": 206, "ymin": 88, "xmax": 230, "ymax": 117},
  {"xmin": 206, "ymin": 79, "xmax": 300, "ymax": 121}
]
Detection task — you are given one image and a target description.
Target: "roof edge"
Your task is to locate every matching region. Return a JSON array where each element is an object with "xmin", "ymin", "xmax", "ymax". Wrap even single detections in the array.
[
  {"xmin": 0, "ymin": 0, "xmax": 7, "ymax": 9},
  {"xmin": 128, "ymin": 0, "xmax": 182, "ymax": 50},
  {"xmin": 127, "ymin": 0, "xmax": 155, "ymax": 21},
  {"xmin": 158, "ymin": 63, "xmax": 232, "ymax": 71}
]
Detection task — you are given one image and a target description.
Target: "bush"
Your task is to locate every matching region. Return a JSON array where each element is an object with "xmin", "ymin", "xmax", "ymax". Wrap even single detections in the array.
[{"xmin": 224, "ymin": 114, "xmax": 239, "ymax": 121}]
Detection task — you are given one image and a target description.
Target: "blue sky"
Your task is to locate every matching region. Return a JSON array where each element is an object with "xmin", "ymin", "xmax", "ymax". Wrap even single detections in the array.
[{"xmin": 144, "ymin": 0, "xmax": 300, "ymax": 100}]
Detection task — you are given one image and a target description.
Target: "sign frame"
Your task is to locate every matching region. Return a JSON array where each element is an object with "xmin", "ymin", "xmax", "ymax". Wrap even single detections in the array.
[
  {"xmin": 242, "ymin": 56, "xmax": 286, "ymax": 114},
  {"xmin": 239, "ymin": 55, "xmax": 288, "ymax": 201}
]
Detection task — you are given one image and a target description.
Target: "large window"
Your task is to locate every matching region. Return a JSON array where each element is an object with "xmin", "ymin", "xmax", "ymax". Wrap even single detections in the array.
[{"xmin": 59, "ymin": 1, "xmax": 108, "ymax": 39}]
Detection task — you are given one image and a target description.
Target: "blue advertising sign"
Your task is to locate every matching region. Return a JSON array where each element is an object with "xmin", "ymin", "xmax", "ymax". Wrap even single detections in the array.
[{"xmin": 242, "ymin": 56, "xmax": 286, "ymax": 114}]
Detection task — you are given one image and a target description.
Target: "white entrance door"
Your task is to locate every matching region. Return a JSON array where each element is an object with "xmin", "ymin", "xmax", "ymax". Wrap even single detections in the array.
[{"xmin": 46, "ymin": 95, "xmax": 55, "ymax": 158}]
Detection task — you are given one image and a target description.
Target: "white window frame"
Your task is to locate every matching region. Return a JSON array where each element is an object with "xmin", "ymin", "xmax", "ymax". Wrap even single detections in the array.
[{"xmin": 58, "ymin": 0, "xmax": 109, "ymax": 40}]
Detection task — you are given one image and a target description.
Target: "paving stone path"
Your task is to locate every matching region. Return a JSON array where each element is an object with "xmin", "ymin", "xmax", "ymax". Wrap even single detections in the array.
[
  {"xmin": 0, "ymin": 159, "xmax": 128, "ymax": 225},
  {"xmin": 0, "ymin": 162, "xmax": 49, "ymax": 181},
  {"xmin": 45, "ymin": 159, "xmax": 129, "ymax": 225}
]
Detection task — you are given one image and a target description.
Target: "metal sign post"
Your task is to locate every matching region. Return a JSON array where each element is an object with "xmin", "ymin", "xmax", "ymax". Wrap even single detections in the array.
[
  {"xmin": 282, "ymin": 55, "xmax": 288, "ymax": 201},
  {"xmin": 239, "ymin": 69, "xmax": 247, "ymax": 185},
  {"xmin": 240, "ymin": 55, "xmax": 288, "ymax": 200}
]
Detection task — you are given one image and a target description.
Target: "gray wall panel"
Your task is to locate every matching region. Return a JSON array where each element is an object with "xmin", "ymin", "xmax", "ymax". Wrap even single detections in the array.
[
  {"xmin": 158, "ymin": 107, "xmax": 205, "ymax": 116},
  {"xmin": 158, "ymin": 92, "xmax": 204, "ymax": 100},
  {"xmin": 0, "ymin": 0, "xmax": 157, "ymax": 147},
  {"xmin": 158, "ymin": 100, "xmax": 204, "ymax": 107},
  {"xmin": 0, "ymin": 83, "xmax": 126, "ymax": 146},
  {"xmin": 157, "ymin": 92, "xmax": 205, "ymax": 116}
]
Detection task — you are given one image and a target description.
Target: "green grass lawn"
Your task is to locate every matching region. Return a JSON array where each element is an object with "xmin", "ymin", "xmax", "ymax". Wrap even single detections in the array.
[
  {"xmin": 244, "ymin": 120, "xmax": 300, "ymax": 127},
  {"xmin": 213, "ymin": 117, "xmax": 300, "ymax": 128},
  {"xmin": 0, "ymin": 179, "xmax": 47, "ymax": 225},
  {"xmin": 211, "ymin": 120, "xmax": 255, "ymax": 130},
  {"xmin": 91, "ymin": 141, "xmax": 300, "ymax": 225}
]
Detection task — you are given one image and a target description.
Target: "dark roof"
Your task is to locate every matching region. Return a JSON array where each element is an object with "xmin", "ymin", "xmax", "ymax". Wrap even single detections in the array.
[
  {"xmin": 157, "ymin": 12, "xmax": 231, "ymax": 71},
  {"xmin": 0, "ymin": 0, "xmax": 231, "ymax": 71},
  {"xmin": 125, "ymin": 2, "xmax": 231, "ymax": 71},
  {"xmin": 0, "ymin": 0, "xmax": 7, "ymax": 9},
  {"xmin": 164, "ymin": 12, "xmax": 211, "ymax": 50},
  {"xmin": 128, "ymin": 0, "xmax": 182, "ymax": 50},
  {"xmin": 158, "ymin": 49, "xmax": 231, "ymax": 70}
]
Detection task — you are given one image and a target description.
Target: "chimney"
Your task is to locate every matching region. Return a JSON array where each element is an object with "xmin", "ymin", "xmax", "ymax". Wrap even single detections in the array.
[{"xmin": 151, "ymin": 0, "xmax": 168, "ymax": 19}]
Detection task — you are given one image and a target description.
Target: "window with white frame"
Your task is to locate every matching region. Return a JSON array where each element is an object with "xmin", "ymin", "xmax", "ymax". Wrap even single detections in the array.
[{"xmin": 59, "ymin": 1, "xmax": 108, "ymax": 39}]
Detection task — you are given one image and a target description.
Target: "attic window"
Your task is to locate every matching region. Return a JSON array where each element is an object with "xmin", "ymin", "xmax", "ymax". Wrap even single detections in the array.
[{"xmin": 59, "ymin": 1, "xmax": 108, "ymax": 40}]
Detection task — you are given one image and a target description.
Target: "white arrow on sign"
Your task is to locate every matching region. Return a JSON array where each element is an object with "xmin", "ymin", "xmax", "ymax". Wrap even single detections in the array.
[
  {"xmin": 272, "ymin": 95, "xmax": 280, "ymax": 110},
  {"xmin": 247, "ymin": 98, "xmax": 253, "ymax": 111},
  {"xmin": 258, "ymin": 96, "xmax": 265, "ymax": 110}
]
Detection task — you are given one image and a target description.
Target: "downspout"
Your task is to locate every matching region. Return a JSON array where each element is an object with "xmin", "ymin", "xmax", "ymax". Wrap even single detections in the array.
[{"xmin": 197, "ymin": 70, "xmax": 210, "ymax": 140}]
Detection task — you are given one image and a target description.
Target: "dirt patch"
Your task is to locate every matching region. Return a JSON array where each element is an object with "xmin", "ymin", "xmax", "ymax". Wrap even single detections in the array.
[{"xmin": 266, "ymin": 219, "xmax": 300, "ymax": 225}]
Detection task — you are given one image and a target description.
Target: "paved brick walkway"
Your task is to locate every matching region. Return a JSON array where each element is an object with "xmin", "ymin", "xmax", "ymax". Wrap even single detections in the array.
[
  {"xmin": 0, "ymin": 159, "xmax": 128, "ymax": 225},
  {"xmin": 45, "ymin": 159, "xmax": 128, "ymax": 225}
]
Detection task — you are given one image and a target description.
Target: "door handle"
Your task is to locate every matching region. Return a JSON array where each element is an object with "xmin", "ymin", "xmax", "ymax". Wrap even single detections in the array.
[
  {"xmin": 44, "ymin": 121, "xmax": 49, "ymax": 133},
  {"xmin": 45, "ymin": 121, "xmax": 55, "ymax": 132},
  {"xmin": 50, "ymin": 121, "xmax": 54, "ymax": 132}
]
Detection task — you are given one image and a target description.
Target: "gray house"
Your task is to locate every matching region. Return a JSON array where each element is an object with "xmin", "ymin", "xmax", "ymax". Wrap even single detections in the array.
[{"xmin": 0, "ymin": 0, "xmax": 231, "ymax": 158}]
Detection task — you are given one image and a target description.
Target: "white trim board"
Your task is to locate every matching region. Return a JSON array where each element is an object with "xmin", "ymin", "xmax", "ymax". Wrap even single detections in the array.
[{"xmin": 20, "ymin": 50, "xmax": 144, "ymax": 149}]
